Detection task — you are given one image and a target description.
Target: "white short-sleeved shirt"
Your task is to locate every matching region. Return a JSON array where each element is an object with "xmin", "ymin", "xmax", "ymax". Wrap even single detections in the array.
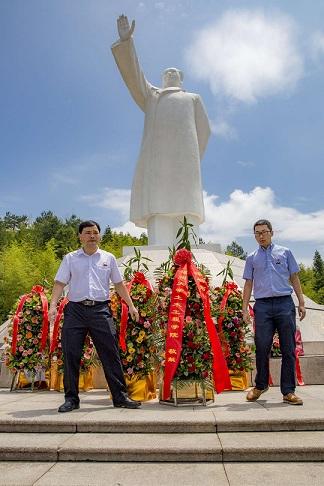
[{"xmin": 54, "ymin": 248, "xmax": 122, "ymax": 302}]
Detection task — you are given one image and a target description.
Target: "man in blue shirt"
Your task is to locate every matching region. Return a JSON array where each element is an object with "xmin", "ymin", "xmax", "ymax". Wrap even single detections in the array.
[
  {"xmin": 49, "ymin": 220, "xmax": 141, "ymax": 412},
  {"xmin": 242, "ymin": 219, "xmax": 306, "ymax": 405}
]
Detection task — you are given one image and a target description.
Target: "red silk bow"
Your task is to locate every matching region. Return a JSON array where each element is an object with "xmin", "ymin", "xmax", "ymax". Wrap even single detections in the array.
[{"xmin": 50, "ymin": 297, "xmax": 69, "ymax": 353}]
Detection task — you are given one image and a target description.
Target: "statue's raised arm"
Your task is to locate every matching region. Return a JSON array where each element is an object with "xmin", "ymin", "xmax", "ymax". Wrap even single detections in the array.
[{"xmin": 111, "ymin": 15, "xmax": 150, "ymax": 111}]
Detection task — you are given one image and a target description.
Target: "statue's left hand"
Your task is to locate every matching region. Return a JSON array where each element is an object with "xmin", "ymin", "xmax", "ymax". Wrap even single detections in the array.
[{"xmin": 117, "ymin": 14, "xmax": 135, "ymax": 41}]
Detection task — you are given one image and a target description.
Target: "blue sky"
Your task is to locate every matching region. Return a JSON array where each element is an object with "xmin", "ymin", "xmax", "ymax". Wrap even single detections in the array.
[{"xmin": 1, "ymin": 0, "xmax": 324, "ymax": 265}]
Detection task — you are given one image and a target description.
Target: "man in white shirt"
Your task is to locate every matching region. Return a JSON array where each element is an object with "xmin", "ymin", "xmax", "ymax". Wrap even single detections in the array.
[{"xmin": 49, "ymin": 220, "xmax": 141, "ymax": 412}]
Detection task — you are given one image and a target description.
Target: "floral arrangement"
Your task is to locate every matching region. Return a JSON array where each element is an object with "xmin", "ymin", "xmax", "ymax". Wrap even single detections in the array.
[
  {"xmin": 110, "ymin": 249, "xmax": 156, "ymax": 379},
  {"xmin": 154, "ymin": 264, "xmax": 214, "ymax": 382},
  {"xmin": 3, "ymin": 287, "xmax": 50, "ymax": 377},
  {"xmin": 153, "ymin": 219, "xmax": 231, "ymax": 400},
  {"xmin": 211, "ymin": 281, "xmax": 254, "ymax": 373}
]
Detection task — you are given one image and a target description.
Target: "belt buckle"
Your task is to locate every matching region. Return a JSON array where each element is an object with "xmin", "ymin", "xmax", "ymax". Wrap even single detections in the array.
[{"xmin": 83, "ymin": 299, "xmax": 95, "ymax": 306}]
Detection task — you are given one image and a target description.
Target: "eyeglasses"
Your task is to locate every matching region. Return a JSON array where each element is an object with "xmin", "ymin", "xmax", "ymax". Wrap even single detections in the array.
[{"xmin": 254, "ymin": 230, "xmax": 271, "ymax": 237}]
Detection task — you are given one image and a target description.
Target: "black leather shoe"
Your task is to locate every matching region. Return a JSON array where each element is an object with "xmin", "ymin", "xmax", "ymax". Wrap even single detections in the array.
[
  {"xmin": 58, "ymin": 400, "xmax": 80, "ymax": 413},
  {"xmin": 113, "ymin": 397, "xmax": 141, "ymax": 409}
]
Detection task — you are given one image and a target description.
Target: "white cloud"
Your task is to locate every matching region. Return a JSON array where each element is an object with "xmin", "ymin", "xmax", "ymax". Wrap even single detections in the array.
[
  {"xmin": 185, "ymin": 9, "xmax": 303, "ymax": 103},
  {"xmin": 210, "ymin": 119, "xmax": 237, "ymax": 139},
  {"xmin": 236, "ymin": 160, "xmax": 255, "ymax": 168},
  {"xmin": 112, "ymin": 220, "xmax": 147, "ymax": 237},
  {"xmin": 310, "ymin": 31, "xmax": 324, "ymax": 61},
  {"xmin": 201, "ymin": 187, "xmax": 324, "ymax": 245},
  {"xmin": 81, "ymin": 185, "xmax": 324, "ymax": 262},
  {"xmin": 81, "ymin": 187, "xmax": 131, "ymax": 219}
]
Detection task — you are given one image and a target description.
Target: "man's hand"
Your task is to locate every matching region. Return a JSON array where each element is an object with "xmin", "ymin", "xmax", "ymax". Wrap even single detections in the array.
[
  {"xmin": 129, "ymin": 304, "xmax": 139, "ymax": 322},
  {"xmin": 49, "ymin": 306, "xmax": 57, "ymax": 324},
  {"xmin": 298, "ymin": 304, "xmax": 306, "ymax": 321},
  {"xmin": 117, "ymin": 14, "xmax": 135, "ymax": 41},
  {"xmin": 242, "ymin": 309, "xmax": 251, "ymax": 325}
]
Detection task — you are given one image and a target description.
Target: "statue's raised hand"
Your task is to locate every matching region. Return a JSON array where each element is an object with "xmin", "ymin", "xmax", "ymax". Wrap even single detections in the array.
[{"xmin": 117, "ymin": 15, "xmax": 135, "ymax": 41}]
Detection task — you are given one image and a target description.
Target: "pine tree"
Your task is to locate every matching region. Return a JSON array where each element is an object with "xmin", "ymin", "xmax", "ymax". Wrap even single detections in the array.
[
  {"xmin": 225, "ymin": 241, "xmax": 247, "ymax": 260},
  {"xmin": 313, "ymin": 250, "xmax": 324, "ymax": 293}
]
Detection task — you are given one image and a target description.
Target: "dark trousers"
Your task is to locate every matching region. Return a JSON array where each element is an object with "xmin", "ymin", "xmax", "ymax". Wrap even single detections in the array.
[
  {"xmin": 62, "ymin": 301, "xmax": 127, "ymax": 404},
  {"xmin": 253, "ymin": 295, "xmax": 296, "ymax": 395}
]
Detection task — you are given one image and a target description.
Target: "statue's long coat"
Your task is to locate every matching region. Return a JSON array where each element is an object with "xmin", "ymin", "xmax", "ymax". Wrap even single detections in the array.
[{"xmin": 111, "ymin": 38, "xmax": 211, "ymax": 228}]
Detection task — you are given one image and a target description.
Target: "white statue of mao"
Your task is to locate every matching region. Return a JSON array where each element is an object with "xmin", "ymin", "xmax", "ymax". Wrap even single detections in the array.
[{"xmin": 111, "ymin": 15, "xmax": 211, "ymax": 246}]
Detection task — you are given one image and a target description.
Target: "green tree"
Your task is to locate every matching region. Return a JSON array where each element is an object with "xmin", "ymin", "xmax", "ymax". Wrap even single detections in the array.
[
  {"xmin": 0, "ymin": 241, "xmax": 60, "ymax": 322},
  {"xmin": 3, "ymin": 212, "xmax": 28, "ymax": 231},
  {"xmin": 102, "ymin": 225, "xmax": 113, "ymax": 245},
  {"xmin": 312, "ymin": 250, "xmax": 324, "ymax": 304},
  {"xmin": 32, "ymin": 211, "xmax": 62, "ymax": 248},
  {"xmin": 226, "ymin": 241, "xmax": 247, "ymax": 260}
]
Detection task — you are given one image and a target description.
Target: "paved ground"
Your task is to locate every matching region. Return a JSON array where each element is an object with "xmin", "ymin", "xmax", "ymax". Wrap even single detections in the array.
[{"xmin": 0, "ymin": 385, "xmax": 324, "ymax": 485}]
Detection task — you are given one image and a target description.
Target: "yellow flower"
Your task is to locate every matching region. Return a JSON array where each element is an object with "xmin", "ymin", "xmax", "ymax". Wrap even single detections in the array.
[
  {"xmin": 136, "ymin": 337, "xmax": 143, "ymax": 343},
  {"xmin": 129, "ymin": 347, "xmax": 136, "ymax": 354},
  {"xmin": 126, "ymin": 355, "xmax": 133, "ymax": 362},
  {"xmin": 139, "ymin": 330, "xmax": 146, "ymax": 338}
]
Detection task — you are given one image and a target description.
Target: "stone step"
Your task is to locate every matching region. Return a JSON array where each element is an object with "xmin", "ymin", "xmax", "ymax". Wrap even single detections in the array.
[
  {"xmin": 1, "ymin": 431, "xmax": 324, "ymax": 462},
  {"xmin": 0, "ymin": 432, "xmax": 221, "ymax": 462},
  {"xmin": 6, "ymin": 461, "xmax": 324, "ymax": 486},
  {"xmin": 2, "ymin": 413, "xmax": 324, "ymax": 434},
  {"xmin": 303, "ymin": 341, "xmax": 324, "ymax": 355},
  {"xmin": 251, "ymin": 354, "xmax": 324, "ymax": 385}
]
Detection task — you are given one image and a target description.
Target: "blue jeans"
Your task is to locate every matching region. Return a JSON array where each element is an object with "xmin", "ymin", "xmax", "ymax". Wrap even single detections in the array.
[{"xmin": 253, "ymin": 295, "xmax": 296, "ymax": 395}]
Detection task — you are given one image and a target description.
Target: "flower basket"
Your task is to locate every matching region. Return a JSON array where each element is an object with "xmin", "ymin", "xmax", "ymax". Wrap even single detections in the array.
[
  {"xmin": 111, "ymin": 271, "xmax": 157, "ymax": 401},
  {"xmin": 227, "ymin": 370, "xmax": 250, "ymax": 391},
  {"xmin": 212, "ymin": 281, "xmax": 254, "ymax": 391},
  {"xmin": 125, "ymin": 371, "xmax": 157, "ymax": 401},
  {"xmin": 3, "ymin": 286, "xmax": 50, "ymax": 392},
  {"xmin": 154, "ymin": 248, "xmax": 231, "ymax": 405},
  {"xmin": 50, "ymin": 363, "xmax": 94, "ymax": 392}
]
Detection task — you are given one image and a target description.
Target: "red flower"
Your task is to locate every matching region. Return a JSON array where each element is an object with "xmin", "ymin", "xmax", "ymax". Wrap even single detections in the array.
[
  {"xmin": 173, "ymin": 248, "xmax": 192, "ymax": 266},
  {"xmin": 133, "ymin": 272, "xmax": 147, "ymax": 284}
]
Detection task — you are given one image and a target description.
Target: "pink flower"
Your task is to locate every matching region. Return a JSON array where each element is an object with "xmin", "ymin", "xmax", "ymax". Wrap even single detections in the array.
[
  {"xmin": 144, "ymin": 321, "xmax": 151, "ymax": 328},
  {"xmin": 185, "ymin": 316, "xmax": 192, "ymax": 323},
  {"xmin": 33, "ymin": 339, "xmax": 39, "ymax": 345},
  {"xmin": 27, "ymin": 349, "xmax": 33, "ymax": 355},
  {"xmin": 18, "ymin": 346, "xmax": 24, "ymax": 352},
  {"xmin": 127, "ymin": 367, "xmax": 134, "ymax": 375}
]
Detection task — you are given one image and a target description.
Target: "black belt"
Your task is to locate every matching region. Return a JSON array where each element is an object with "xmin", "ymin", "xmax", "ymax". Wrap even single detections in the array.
[
  {"xmin": 255, "ymin": 295, "xmax": 291, "ymax": 301},
  {"xmin": 76, "ymin": 299, "xmax": 109, "ymax": 306}
]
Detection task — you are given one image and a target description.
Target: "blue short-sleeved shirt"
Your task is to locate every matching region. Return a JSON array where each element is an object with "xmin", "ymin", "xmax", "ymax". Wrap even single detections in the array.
[
  {"xmin": 55, "ymin": 248, "xmax": 122, "ymax": 302},
  {"xmin": 243, "ymin": 243, "xmax": 299, "ymax": 299}
]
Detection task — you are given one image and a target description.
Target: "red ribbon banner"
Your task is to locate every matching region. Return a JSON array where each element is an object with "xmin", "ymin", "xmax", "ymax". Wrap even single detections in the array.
[
  {"xmin": 50, "ymin": 297, "xmax": 69, "ymax": 353},
  {"xmin": 119, "ymin": 272, "xmax": 153, "ymax": 352},
  {"xmin": 162, "ymin": 249, "xmax": 232, "ymax": 400},
  {"xmin": 11, "ymin": 285, "xmax": 49, "ymax": 355}
]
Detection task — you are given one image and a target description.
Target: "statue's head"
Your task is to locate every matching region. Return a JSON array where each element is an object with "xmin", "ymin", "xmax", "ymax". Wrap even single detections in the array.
[{"xmin": 162, "ymin": 67, "xmax": 183, "ymax": 88}]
